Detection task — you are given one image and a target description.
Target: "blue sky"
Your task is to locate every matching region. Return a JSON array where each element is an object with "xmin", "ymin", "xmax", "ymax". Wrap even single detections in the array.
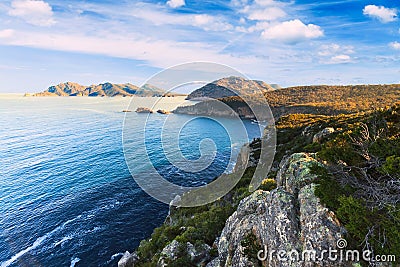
[{"xmin": 0, "ymin": 0, "xmax": 399, "ymax": 92}]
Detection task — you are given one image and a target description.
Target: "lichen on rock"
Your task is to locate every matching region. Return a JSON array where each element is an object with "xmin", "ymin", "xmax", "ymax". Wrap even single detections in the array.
[
  {"xmin": 313, "ymin": 128, "xmax": 335, "ymax": 143},
  {"xmin": 118, "ymin": 251, "xmax": 138, "ymax": 267},
  {"xmin": 209, "ymin": 153, "xmax": 347, "ymax": 267},
  {"xmin": 157, "ymin": 240, "xmax": 211, "ymax": 267}
]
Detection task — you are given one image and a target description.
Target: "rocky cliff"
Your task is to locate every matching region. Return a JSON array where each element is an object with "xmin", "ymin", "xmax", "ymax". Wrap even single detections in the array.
[
  {"xmin": 208, "ymin": 153, "xmax": 346, "ymax": 267},
  {"xmin": 118, "ymin": 153, "xmax": 349, "ymax": 267}
]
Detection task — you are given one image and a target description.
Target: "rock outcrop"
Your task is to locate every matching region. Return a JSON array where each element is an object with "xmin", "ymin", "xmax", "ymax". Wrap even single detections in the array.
[
  {"xmin": 118, "ymin": 251, "xmax": 138, "ymax": 267},
  {"xmin": 157, "ymin": 109, "xmax": 171, "ymax": 114},
  {"xmin": 119, "ymin": 153, "xmax": 351, "ymax": 267},
  {"xmin": 313, "ymin": 128, "xmax": 335, "ymax": 143},
  {"xmin": 158, "ymin": 240, "xmax": 211, "ymax": 267},
  {"xmin": 208, "ymin": 153, "xmax": 347, "ymax": 267},
  {"xmin": 135, "ymin": 107, "xmax": 153, "ymax": 113}
]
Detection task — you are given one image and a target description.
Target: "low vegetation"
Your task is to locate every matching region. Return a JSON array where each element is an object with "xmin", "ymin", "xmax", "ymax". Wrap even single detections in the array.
[
  {"xmin": 223, "ymin": 84, "xmax": 400, "ymax": 119},
  {"xmin": 134, "ymin": 167, "xmax": 257, "ymax": 266}
]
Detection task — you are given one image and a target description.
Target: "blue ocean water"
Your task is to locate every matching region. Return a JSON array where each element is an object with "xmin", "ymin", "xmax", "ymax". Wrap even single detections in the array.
[{"xmin": 0, "ymin": 95, "xmax": 261, "ymax": 267}]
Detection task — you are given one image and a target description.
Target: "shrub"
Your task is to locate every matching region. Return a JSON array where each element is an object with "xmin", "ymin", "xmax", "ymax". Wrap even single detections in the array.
[
  {"xmin": 380, "ymin": 155, "xmax": 400, "ymax": 175},
  {"xmin": 258, "ymin": 178, "xmax": 277, "ymax": 191},
  {"xmin": 241, "ymin": 232, "xmax": 262, "ymax": 266}
]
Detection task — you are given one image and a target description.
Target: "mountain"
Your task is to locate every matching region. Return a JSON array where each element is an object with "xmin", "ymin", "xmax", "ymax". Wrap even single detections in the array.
[
  {"xmin": 176, "ymin": 83, "xmax": 400, "ymax": 119},
  {"xmin": 44, "ymin": 82, "xmax": 86, "ymax": 96},
  {"xmin": 31, "ymin": 82, "xmax": 181, "ymax": 97},
  {"xmin": 185, "ymin": 76, "xmax": 276, "ymax": 100}
]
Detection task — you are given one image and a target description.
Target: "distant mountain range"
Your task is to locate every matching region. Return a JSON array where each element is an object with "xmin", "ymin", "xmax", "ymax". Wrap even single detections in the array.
[
  {"xmin": 186, "ymin": 76, "xmax": 280, "ymax": 100},
  {"xmin": 30, "ymin": 82, "xmax": 183, "ymax": 97}
]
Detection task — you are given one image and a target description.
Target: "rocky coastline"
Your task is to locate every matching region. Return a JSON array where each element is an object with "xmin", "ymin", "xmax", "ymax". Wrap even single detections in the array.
[{"xmin": 119, "ymin": 150, "xmax": 347, "ymax": 266}]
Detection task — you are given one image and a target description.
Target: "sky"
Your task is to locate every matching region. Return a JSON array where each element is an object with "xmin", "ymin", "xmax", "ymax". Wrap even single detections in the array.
[{"xmin": 0, "ymin": 0, "xmax": 399, "ymax": 93}]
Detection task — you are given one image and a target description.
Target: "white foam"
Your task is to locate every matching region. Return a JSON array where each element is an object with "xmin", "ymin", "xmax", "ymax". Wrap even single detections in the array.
[
  {"xmin": 105, "ymin": 252, "xmax": 124, "ymax": 265},
  {"xmin": 54, "ymin": 235, "xmax": 73, "ymax": 247},
  {"xmin": 70, "ymin": 257, "xmax": 80, "ymax": 267},
  {"xmin": 0, "ymin": 234, "xmax": 47, "ymax": 267},
  {"xmin": 110, "ymin": 252, "xmax": 124, "ymax": 260},
  {"xmin": 0, "ymin": 215, "xmax": 80, "ymax": 267}
]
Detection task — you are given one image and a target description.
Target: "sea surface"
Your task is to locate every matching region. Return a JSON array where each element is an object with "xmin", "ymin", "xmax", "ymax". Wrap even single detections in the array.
[{"xmin": 0, "ymin": 95, "xmax": 261, "ymax": 267}]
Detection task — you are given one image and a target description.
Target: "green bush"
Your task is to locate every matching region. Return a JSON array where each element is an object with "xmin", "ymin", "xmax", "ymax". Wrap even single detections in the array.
[
  {"xmin": 241, "ymin": 232, "xmax": 262, "ymax": 266},
  {"xmin": 258, "ymin": 178, "xmax": 277, "ymax": 191},
  {"xmin": 381, "ymin": 155, "xmax": 400, "ymax": 175},
  {"xmin": 336, "ymin": 196, "xmax": 400, "ymax": 260}
]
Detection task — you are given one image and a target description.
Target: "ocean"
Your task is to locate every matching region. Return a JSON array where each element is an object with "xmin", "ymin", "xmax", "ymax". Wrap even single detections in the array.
[{"xmin": 0, "ymin": 95, "xmax": 261, "ymax": 267}]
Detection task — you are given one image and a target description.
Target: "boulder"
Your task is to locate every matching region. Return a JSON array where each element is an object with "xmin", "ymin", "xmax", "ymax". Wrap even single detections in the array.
[
  {"xmin": 118, "ymin": 251, "xmax": 138, "ymax": 267},
  {"xmin": 313, "ymin": 127, "xmax": 335, "ymax": 143},
  {"xmin": 209, "ymin": 153, "xmax": 347, "ymax": 267},
  {"xmin": 158, "ymin": 240, "xmax": 211, "ymax": 267},
  {"xmin": 275, "ymin": 153, "xmax": 323, "ymax": 195}
]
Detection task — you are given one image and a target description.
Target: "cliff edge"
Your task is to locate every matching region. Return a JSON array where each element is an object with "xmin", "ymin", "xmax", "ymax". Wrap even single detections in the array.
[
  {"xmin": 208, "ymin": 153, "xmax": 345, "ymax": 267},
  {"xmin": 119, "ymin": 153, "xmax": 347, "ymax": 267}
]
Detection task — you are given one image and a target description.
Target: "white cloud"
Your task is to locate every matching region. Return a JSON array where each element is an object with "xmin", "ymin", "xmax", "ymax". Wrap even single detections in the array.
[
  {"xmin": 130, "ymin": 7, "xmax": 232, "ymax": 32},
  {"xmin": 8, "ymin": 0, "xmax": 55, "ymax": 26},
  {"xmin": 166, "ymin": 0, "xmax": 185, "ymax": 8},
  {"xmin": 248, "ymin": 21, "xmax": 269, "ymax": 33},
  {"xmin": 193, "ymin": 14, "xmax": 233, "ymax": 31},
  {"xmin": 261, "ymin": 19, "xmax": 323, "ymax": 44},
  {"xmin": 0, "ymin": 29, "xmax": 15, "ymax": 38},
  {"xmin": 330, "ymin": 54, "xmax": 351, "ymax": 64},
  {"xmin": 0, "ymin": 30, "xmax": 260, "ymax": 70},
  {"xmin": 389, "ymin": 41, "xmax": 400, "ymax": 50},
  {"xmin": 254, "ymin": 0, "xmax": 276, "ymax": 6},
  {"xmin": 363, "ymin": 5, "xmax": 397, "ymax": 23},
  {"xmin": 247, "ymin": 7, "xmax": 286, "ymax": 21},
  {"xmin": 318, "ymin": 43, "xmax": 354, "ymax": 56},
  {"xmin": 240, "ymin": 0, "xmax": 288, "ymax": 22}
]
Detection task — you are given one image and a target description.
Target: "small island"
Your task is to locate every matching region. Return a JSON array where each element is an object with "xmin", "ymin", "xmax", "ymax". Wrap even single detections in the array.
[
  {"xmin": 156, "ymin": 109, "xmax": 171, "ymax": 114},
  {"xmin": 135, "ymin": 107, "xmax": 153, "ymax": 113}
]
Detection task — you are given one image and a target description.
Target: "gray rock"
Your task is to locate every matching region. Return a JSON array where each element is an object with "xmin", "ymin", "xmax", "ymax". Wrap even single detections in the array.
[
  {"xmin": 276, "ymin": 153, "xmax": 323, "ymax": 195},
  {"xmin": 313, "ymin": 127, "xmax": 335, "ymax": 143},
  {"xmin": 135, "ymin": 107, "xmax": 153, "ymax": 113},
  {"xmin": 206, "ymin": 258, "xmax": 220, "ymax": 267},
  {"xmin": 118, "ymin": 251, "xmax": 138, "ymax": 267},
  {"xmin": 211, "ymin": 153, "xmax": 348, "ymax": 267},
  {"xmin": 158, "ymin": 240, "xmax": 211, "ymax": 267}
]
